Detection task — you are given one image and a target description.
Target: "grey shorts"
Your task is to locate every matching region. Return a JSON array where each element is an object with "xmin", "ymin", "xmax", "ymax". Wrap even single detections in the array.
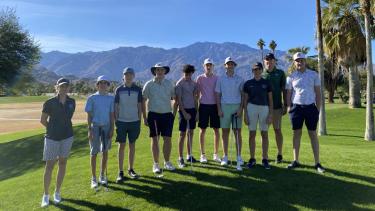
[
  {"xmin": 115, "ymin": 120, "xmax": 141, "ymax": 144},
  {"xmin": 43, "ymin": 136, "xmax": 74, "ymax": 161},
  {"xmin": 90, "ymin": 125, "xmax": 112, "ymax": 155}
]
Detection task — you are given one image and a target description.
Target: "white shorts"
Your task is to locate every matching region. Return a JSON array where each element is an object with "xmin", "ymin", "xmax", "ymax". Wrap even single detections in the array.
[
  {"xmin": 43, "ymin": 136, "xmax": 73, "ymax": 161},
  {"xmin": 247, "ymin": 103, "xmax": 269, "ymax": 131}
]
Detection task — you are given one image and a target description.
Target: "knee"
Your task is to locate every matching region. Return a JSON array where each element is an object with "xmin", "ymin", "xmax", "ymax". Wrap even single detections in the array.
[{"xmin": 58, "ymin": 159, "xmax": 67, "ymax": 166}]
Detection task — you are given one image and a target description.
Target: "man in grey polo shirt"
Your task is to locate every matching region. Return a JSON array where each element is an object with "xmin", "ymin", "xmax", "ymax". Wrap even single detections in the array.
[
  {"xmin": 143, "ymin": 63, "xmax": 177, "ymax": 174},
  {"xmin": 114, "ymin": 67, "xmax": 143, "ymax": 182}
]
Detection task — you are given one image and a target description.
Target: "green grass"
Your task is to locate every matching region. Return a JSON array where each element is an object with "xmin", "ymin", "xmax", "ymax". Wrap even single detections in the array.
[
  {"xmin": 0, "ymin": 104, "xmax": 374, "ymax": 210},
  {"xmin": 0, "ymin": 95, "xmax": 86, "ymax": 104}
]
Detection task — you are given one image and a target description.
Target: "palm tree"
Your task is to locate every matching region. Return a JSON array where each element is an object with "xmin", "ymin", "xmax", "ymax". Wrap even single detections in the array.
[
  {"xmin": 257, "ymin": 39, "xmax": 266, "ymax": 60},
  {"xmin": 322, "ymin": 0, "xmax": 365, "ymax": 108},
  {"xmin": 361, "ymin": 0, "xmax": 374, "ymax": 140},
  {"xmin": 269, "ymin": 40, "xmax": 277, "ymax": 55},
  {"xmin": 316, "ymin": 0, "xmax": 327, "ymax": 135}
]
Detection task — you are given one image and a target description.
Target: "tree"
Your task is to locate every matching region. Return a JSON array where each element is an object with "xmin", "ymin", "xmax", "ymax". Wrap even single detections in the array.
[
  {"xmin": 269, "ymin": 40, "xmax": 277, "ymax": 55},
  {"xmin": 322, "ymin": 0, "xmax": 365, "ymax": 108},
  {"xmin": 361, "ymin": 0, "xmax": 374, "ymax": 140},
  {"xmin": 316, "ymin": 0, "xmax": 327, "ymax": 135},
  {"xmin": 257, "ymin": 39, "xmax": 266, "ymax": 60},
  {"xmin": 0, "ymin": 8, "xmax": 40, "ymax": 88}
]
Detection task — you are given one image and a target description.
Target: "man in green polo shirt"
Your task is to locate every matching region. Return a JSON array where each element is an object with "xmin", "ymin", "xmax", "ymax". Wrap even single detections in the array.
[{"xmin": 262, "ymin": 53, "xmax": 287, "ymax": 163}]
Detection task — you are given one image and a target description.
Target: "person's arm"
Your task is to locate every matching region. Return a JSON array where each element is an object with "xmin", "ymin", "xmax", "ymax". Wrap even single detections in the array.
[
  {"xmin": 194, "ymin": 88, "xmax": 199, "ymax": 122},
  {"xmin": 281, "ymin": 71, "xmax": 288, "ymax": 115},
  {"xmin": 109, "ymin": 111, "xmax": 115, "ymax": 139},
  {"xmin": 243, "ymin": 93, "xmax": 249, "ymax": 125},
  {"xmin": 87, "ymin": 112, "xmax": 93, "ymax": 141},
  {"xmin": 142, "ymin": 97, "xmax": 148, "ymax": 126},
  {"xmin": 114, "ymin": 103, "xmax": 119, "ymax": 121},
  {"xmin": 40, "ymin": 112, "xmax": 49, "ymax": 127},
  {"xmin": 267, "ymin": 91, "xmax": 274, "ymax": 124},
  {"xmin": 237, "ymin": 81, "xmax": 244, "ymax": 117},
  {"xmin": 315, "ymin": 86, "xmax": 321, "ymax": 111},
  {"xmin": 286, "ymin": 89, "xmax": 292, "ymax": 113},
  {"xmin": 215, "ymin": 92, "xmax": 223, "ymax": 117}
]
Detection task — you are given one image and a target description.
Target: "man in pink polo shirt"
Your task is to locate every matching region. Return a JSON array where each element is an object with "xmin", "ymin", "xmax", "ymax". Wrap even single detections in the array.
[{"xmin": 196, "ymin": 58, "xmax": 221, "ymax": 163}]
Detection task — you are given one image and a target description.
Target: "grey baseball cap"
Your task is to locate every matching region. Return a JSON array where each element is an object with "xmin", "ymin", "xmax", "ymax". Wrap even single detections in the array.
[{"xmin": 123, "ymin": 67, "xmax": 135, "ymax": 75}]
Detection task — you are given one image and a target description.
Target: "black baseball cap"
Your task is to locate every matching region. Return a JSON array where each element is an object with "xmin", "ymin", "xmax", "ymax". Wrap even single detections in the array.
[
  {"xmin": 56, "ymin": 78, "xmax": 70, "ymax": 86},
  {"xmin": 264, "ymin": 53, "xmax": 276, "ymax": 60},
  {"xmin": 252, "ymin": 62, "xmax": 263, "ymax": 70}
]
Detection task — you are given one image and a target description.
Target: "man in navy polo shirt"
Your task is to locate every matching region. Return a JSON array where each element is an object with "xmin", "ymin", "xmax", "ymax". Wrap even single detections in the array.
[{"xmin": 286, "ymin": 52, "xmax": 325, "ymax": 173}]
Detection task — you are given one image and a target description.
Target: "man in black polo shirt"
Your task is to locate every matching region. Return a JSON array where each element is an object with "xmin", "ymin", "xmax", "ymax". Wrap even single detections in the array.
[{"xmin": 40, "ymin": 78, "xmax": 75, "ymax": 207}]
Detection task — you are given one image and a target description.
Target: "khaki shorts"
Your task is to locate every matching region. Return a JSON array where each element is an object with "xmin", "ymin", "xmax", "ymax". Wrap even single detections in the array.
[
  {"xmin": 272, "ymin": 108, "xmax": 283, "ymax": 130},
  {"xmin": 247, "ymin": 103, "xmax": 269, "ymax": 131}
]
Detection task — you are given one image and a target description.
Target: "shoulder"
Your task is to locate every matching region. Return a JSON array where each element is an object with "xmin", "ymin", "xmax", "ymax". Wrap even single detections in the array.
[{"xmin": 143, "ymin": 80, "xmax": 153, "ymax": 87}]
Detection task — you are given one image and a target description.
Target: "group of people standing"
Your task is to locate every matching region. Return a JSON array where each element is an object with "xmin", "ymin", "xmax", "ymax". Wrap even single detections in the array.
[{"xmin": 39, "ymin": 52, "xmax": 325, "ymax": 207}]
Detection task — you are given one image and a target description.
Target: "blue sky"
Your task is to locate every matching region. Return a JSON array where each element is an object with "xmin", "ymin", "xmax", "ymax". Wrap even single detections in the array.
[{"xmin": 1, "ymin": 0, "xmax": 374, "ymax": 59}]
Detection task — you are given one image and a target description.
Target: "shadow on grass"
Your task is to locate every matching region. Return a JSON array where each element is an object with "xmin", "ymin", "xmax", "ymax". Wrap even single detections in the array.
[
  {"xmin": 54, "ymin": 198, "xmax": 130, "ymax": 211},
  {"xmin": 327, "ymin": 133, "xmax": 364, "ymax": 139},
  {"xmin": 107, "ymin": 165, "xmax": 375, "ymax": 210},
  {"xmin": 0, "ymin": 125, "xmax": 88, "ymax": 181}
]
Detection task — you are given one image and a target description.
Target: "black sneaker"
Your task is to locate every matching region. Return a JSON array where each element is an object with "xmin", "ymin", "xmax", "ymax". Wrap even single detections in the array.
[
  {"xmin": 262, "ymin": 159, "xmax": 271, "ymax": 170},
  {"xmin": 116, "ymin": 171, "xmax": 124, "ymax": 183},
  {"xmin": 128, "ymin": 169, "xmax": 139, "ymax": 179},
  {"xmin": 178, "ymin": 158, "xmax": 186, "ymax": 168},
  {"xmin": 187, "ymin": 156, "xmax": 198, "ymax": 163},
  {"xmin": 315, "ymin": 163, "xmax": 325, "ymax": 173},
  {"xmin": 276, "ymin": 154, "xmax": 283, "ymax": 163},
  {"xmin": 287, "ymin": 160, "xmax": 300, "ymax": 169},
  {"xmin": 247, "ymin": 158, "xmax": 256, "ymax": 168}
]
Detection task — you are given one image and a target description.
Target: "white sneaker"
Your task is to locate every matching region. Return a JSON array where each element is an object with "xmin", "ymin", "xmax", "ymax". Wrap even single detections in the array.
[
  {"xmin": 236, "ymin": 164, "xmax": 243, "ymax": 171},
  {"xmin": 153, "ymin": 163, "xmax": 161, "ymax": 173},
  {"xmin": 200, "ymin": 154, "xmax": 208, "ymax": 163},
  {"xmin": 220, "ymin": 156, "xmax": 228, "ymax": 166},
  {"xmin": 41, "ymin": 194, "xmax": 49, "ymax": 208},
  {"xmin": 213, "ymin": 154, "xmax": 221, "ymax": 162},
  {"xmin": 53, "ymin": 192, "xmax": 61, "ymax": 204},
  {"xmin": 99, "ymin": 175, "xmax": 108, "ymax": 185},
  {"xmin": 164, "ymin": 161, "xmax": 176, "ymax": 171},
  {"xmin": 237, "ymin": 156, "xmax": 244, "ymax": 166},
  {"xmin": 91, "ymin": 178, "xmax": 98, "ymax": 189}
]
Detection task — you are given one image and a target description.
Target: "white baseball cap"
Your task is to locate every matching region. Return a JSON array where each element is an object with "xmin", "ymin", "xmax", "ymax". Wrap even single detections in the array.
[
  {"xmin": 203, "ymin": 58, "xmax": 213, "ymax": 65},
  {"xmin": 96, "ymin": 75, "xmax": 111, "ymax": 83},
  {"xmin": 293, "ymin": 52, "xmax": 306, "ymax": 61},
  {"xmin": 224, "ymin": 57, "xmax": 237, "ymax": 66}
]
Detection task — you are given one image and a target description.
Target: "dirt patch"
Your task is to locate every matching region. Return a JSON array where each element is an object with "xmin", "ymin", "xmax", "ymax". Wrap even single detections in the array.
[{"xmin": 0, "ymin": 101, "xmax": 87, "ymax": 134}]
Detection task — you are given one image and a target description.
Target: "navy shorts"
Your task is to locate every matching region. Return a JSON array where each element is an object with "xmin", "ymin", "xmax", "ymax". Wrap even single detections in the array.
[
  {"xmin": 289, "ymin": 104, "xmax": 319, "ymax": 131},
  {"xmin": 178, "ymin": 108, "xmax": 197, "ymax": 132},
  {"xmin": 147, "ymin": 112, "xmax": 174, "ymax": 137},
  {"xmin": 115, "ymin": 120, "xmax": 141, "ymax": 144},
  {"xmin": 198, "ymin": 104, "xmax": 220, "ymax": 129}
]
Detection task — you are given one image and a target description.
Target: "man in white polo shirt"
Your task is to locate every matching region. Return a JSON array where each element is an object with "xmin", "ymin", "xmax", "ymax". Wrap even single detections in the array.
[
  {"xmin": 286, "ymin": 52, "xmax": 325, "ymax": 173},
  {"xmin": 215, "ymin": 57, "xmax": 244, "ymax": 169}
]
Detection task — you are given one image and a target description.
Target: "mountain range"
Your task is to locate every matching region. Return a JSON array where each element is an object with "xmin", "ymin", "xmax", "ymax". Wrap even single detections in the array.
[{"xmin": 35, "ymin": 42, "xmax": 291, "ymax": 83}]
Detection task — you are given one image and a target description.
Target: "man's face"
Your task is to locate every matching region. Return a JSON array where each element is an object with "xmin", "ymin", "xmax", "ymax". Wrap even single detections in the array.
[
  {"xmin": 155, "ymin": 68, "xmax": 165, "ymax": 77},
  {"xmin": 204, "ymin": 63, "xmax": 213, "ymax": 73},
  {"xmin": 264, "ymin": 58, "xmax": 275, "ymax": 70},
  {"xmin": 123, "ymin": 73, "xmax": 134, "ymax": 83},
  {"xmin": 294, "ymin": 58, "xmax": 306, "ymax": 70},
  {"xmin": 57, "ymin": 83, "xmax": 70, "ymax": 94},
  {"xmin": 225, "ymin": 62, "xmax": 235, "ymax": 73},
  {"xmin": 252, "ymin": 67, "xmax": 263, "ymax": 77},
  {"xmin": 184, "ymin": 72, "xmax": 193, "ymax": 80},
  {"xmin": 97, "ymin": 80, "xmax": 109, "ymax": 91}
]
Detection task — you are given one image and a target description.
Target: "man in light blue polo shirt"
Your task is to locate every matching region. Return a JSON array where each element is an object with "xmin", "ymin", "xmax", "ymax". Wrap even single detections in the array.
[
  {"xmin": 215, "ymin": 57, "xmax": 244, "ymax": 170},
  {"xmin": 85, "ymin": 75, "xmax": 115, "ymax": 188}
]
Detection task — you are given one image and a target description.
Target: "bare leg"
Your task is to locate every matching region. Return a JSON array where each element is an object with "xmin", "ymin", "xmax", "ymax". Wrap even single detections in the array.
[
  {"xmin": 179, "ymin": 132, "xmax": 186, "ymax": 158},
  {"xmin": 101, "ymin": 151, "xmax": 108, "ymax": 176},
  {"xmin": 163, "ymin": 136, "xmax": 172, "ymax": 162},
  {"xmin": 249, "ymin": 131, "xmax": 256, "ymax": 159},
  {"xmin": 199, "ymin": 128, "xmax": 206, "ymax": 155},
  {"xmin": 90, "ymin": 154, "xmax": 97, "ymax": 178},
  {"xmin": 292, "ymin": 129, "xmax": 302, "ymax": 162},
  {"xmin": 260, "ymin": 131, "xmax": 269, "ymax": 160},
  {"xmin": 128, "ymin": 142, "xmax": 135, "ymax": 169},
  {"xmin": 187, "ymin": 130, "xmax": 194, "ymax": 156},
  {"xmin": 43, "ymin": 160, "xmax": 57, "ymax": 195},
  {"xmin": 222, "ymin": 128, "xmax": 230, "ymax": 156},
  {"xmin": 55, "ymin": 157, "xmax": 68, "ymax": 193},
  {"xmin": 308, "ymin": 130, "xmax": 320, "ymax": 164},
  {"xmin": 213, "ymin": 128, "xmax": 220, "ymax": 155},
  {"xmin": 234, "ymin": 128, "xmax": 242, "ymax": 156},
  {"xmin": 118, "ymin": 143, "xmax": 125, "ymax": 172},
  {"xmin": 151, "ymin": 136, "xmax": 159, "ymax": 163},
  {"xmin": 274, "ymin": 128, "xmax": 283, "ymax": 156}
]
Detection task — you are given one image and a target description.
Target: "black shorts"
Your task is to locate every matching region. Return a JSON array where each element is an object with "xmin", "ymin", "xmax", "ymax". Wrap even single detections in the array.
[
  {"xmin": 115, "ymin": 120, "xmax": 141, "ymax": 144},
  {"xmin": 289, "ymin": 104, "xmax": 319, "ymax": 131},
  {"xmin": 147, "ymin": 112, "xmax": 174, "ymax": 137},
  {"xmin": 178, "ymin": 108, "xmax": 197, "ymax": 132},
  {"xmin": 198, "ymin": 104, "xmax": 220, "ymax": 129}
]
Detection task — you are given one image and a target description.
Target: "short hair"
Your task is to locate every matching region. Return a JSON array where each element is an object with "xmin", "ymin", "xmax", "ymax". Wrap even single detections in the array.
[{"xmin": 182, "ymin": 64, "xmax": 195, "ymax": 73}]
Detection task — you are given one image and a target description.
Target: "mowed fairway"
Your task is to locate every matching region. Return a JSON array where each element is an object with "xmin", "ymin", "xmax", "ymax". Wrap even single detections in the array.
[{"xmin": 0, "ymin": 98, "xmax": 374, "ymax": 210}]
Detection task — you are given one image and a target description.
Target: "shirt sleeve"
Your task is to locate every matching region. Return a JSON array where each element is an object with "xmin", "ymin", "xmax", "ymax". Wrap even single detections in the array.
[
  {"xmin": 175, "ymin": 82, "xmax": 182, "ymax": 98},
  {"xmin": 42, "ymin": 100, "xmax": 51, "ymax": 114},
  {"xmin": 314, "ymin": 72, "xmax": 321, "ymax": 86},
  {"xmin": 215, "ymin": 77, "xmax": 221, "ymax": 93},
  {"xmin": 138, "ymin": 87, "xmax": 142, "ymax": 103},
  {"xmin": 286, "ymin": 76, "xmax": 292, "ymax": 90},
  {"xmin": 142, "ymin": 82, "xmax": 149, "ymax": 99},
  {"xmin": 109, "ymin": 97, "xmax": 114, "ymax": 113},
  {"xmin": 114, "ymin": 87, "xmax": 120, "ymax": 103},
  {"xmin": 280, "ymin": 70, "xmax": 286, "ymax": 89},
  {"xmin": 267, "ymin": 80, "xmax": 273, "ymax": 93},
  {"xmin": 239, "ymin": 77, "xmax": 245, "ymax": 92},
  {"xmin": 171, "ymin": 81, "xmax": 176, "ymax": 98},
  {"xmin": 85, "ymin": 96, "xmax": 93, "ymax": 113}
]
